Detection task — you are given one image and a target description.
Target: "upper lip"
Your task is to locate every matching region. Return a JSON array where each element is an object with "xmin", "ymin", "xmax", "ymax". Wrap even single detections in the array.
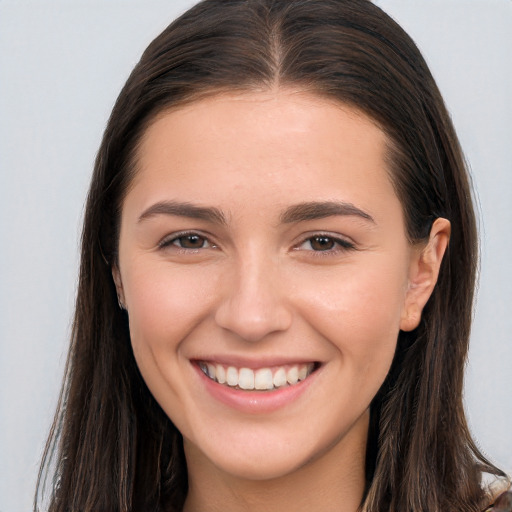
[{"xmin": 190, "ymin": 356, "xmax": 321, "ymax": 369}]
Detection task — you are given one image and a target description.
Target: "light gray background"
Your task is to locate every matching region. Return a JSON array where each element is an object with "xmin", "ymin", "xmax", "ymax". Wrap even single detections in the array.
[{"xmin": 1, "ymin": 1, "xmax": 511, "ymax": 510}]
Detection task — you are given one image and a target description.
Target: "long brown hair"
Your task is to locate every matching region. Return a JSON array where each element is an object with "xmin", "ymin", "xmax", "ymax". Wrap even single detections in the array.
[{"xmin": 36, "ymin": 1, "xmax": 504, "ymax": 510}]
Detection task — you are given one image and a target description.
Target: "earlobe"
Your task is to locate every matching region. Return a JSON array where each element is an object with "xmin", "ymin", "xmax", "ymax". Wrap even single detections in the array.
[
  {"xmin": 112, "ymin": 265, "xmax": 127, "ymax": 310},
  {"xmin": 400, "ymin": 218, "xmax": 451, "ymax": 332}
]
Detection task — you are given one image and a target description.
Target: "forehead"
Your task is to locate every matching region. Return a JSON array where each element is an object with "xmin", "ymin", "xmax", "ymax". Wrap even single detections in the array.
[{"xmin": 126, "ymin": 89, "xmax": 400, "ymax": 224}]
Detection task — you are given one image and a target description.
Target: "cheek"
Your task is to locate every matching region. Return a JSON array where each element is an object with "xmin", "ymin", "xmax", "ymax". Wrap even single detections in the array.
[
  {"xmin": 122, "ymin": 261, "xmax": 223, "ymax": 428},
  {"xmin": 124, "ymin": 260, "xmax": 219, "ymax": 362},
  {"xmin": 296, "ymin": 259, "xmax": 408, "ymax": 371}
]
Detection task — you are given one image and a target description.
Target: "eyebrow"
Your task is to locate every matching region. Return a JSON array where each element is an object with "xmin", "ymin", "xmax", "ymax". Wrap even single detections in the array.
[
  {"xmin": 137, "ymin": 199, "xmax": 374, "ymax": 225},
  {"xmin": 280, "ymin": 201, "xmax": 374, "ymax": 224},
  {"xmin": 138, "ymin": 200, "xmax": 227, "ymax": 225}
]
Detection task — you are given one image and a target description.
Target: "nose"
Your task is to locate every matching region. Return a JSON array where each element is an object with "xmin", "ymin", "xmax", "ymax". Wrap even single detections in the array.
[{"xmin": 214, "ymin": 255, "xmax": 293, "ymax": 343}]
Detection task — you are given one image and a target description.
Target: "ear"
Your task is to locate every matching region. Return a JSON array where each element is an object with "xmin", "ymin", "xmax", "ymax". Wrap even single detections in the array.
[
  {"xmin": 400, "ymin": 218, "xmax": 451, "ymax": 332},
  {"xmin": 112, "ymin": 265, "xmax": 126, "ymax": 310}
]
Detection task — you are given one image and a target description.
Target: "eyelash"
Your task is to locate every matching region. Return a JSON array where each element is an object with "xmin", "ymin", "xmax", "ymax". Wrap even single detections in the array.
[
  {"xmin": 294, "ymin": 233, "xmax": 356, "ymax": 255},
  {"xmin": 158, "ymin": 231, "xmax": 355, "ymax": 255},
  {"xmin": 158, "ymin": 231, "xmax": 216, "ymax": 251}
]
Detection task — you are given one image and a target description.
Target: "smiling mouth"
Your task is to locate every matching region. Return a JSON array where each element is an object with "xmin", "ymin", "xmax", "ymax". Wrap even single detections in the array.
[{"xmin": 197, "ymin": 361, "xmax": 317, "ymax": 391}]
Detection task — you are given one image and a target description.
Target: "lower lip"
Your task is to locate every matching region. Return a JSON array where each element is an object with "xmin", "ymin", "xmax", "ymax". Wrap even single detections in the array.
[{"xmin": 193, "ymin": 364, "xmax": 318, "ymax": 414}]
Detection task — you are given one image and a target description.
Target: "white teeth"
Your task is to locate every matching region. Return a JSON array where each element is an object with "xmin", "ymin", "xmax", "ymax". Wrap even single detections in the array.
[
  {"xmin": 226, "ymin": 366, "xmax": 238, "ymax": 386},
  {"xmin": 286, "ymin": 366, "xmax": 299, "ymax": 385},
  {"xmin": 273, "ymin": 368, "xmax": 287, "ymax": 388},
  {"xmin": 255, "ymin": 368, "xmax": 273, "ymax": 390},
  {"xmin": 206, "ymin": 363, "xmax": 215, "ymax": 379},
  {"xmin": 239, "ymin": 368, "xmax": 255, "ymax": 390},
  {"xmin": 200, "ymin": 362, "xmax": 316, "ymax": 390},
  {"xmin": 216, "ymin": 364, "xmax": 226, "ymax": 384},
  {"xmin": 298, "ymin": 365, "xmax": 308, "ymax": 381}
]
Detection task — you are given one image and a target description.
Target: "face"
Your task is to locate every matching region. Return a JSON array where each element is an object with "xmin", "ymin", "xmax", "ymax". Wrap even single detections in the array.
[{"xmin": 115, "ymin": 90, "xmax": 432, "ymax": 482}]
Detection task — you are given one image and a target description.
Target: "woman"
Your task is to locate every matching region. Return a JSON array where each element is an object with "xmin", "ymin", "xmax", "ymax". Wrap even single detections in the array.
[{"xmin": 36, "ymin": 0, "xmax": 510, "ymax": 511}]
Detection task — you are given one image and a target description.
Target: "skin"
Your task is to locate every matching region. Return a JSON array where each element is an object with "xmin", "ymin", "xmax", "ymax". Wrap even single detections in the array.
[{"xmin": 113, "ymin": 90, "xmax": 449, "ymax": 512}]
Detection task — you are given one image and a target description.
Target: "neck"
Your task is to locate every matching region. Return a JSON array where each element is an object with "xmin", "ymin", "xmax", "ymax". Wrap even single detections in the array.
[{"xmin": 182, "ymin": 411, "xmax": 368, "ymax": 512}]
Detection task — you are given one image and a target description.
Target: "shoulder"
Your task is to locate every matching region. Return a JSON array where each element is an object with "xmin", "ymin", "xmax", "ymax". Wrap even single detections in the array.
[
  {"xmin": 484, "ymin": 491, "xmax": 512, "ymax": 511},
  {"xmin": 484, "ymin": 477, "xmax": 512, "ymax": 512}
]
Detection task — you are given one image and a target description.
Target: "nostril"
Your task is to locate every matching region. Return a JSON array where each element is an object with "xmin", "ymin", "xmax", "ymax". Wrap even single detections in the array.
[{"xmin": 214, "ymin": 297, "xmax": 292, "ymax": 342}]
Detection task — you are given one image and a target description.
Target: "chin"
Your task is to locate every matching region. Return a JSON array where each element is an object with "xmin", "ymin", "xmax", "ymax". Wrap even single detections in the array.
[
  {"xmin": 183, "ymin": 411, "xmax": 367, "ymax": 485},
  {"xmin": 203, "ymin": 444, "xmax": 316, "ymax": 482}
]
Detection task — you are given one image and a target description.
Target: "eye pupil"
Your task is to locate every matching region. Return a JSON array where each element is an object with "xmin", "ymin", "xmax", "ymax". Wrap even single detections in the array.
[
  {"xmin": 179, "ymin": 234, "xmax": 205, "ymax": 248},
  {"xmin": 311, "ymin": 236, "xmax": 335, "ymax": 251}
]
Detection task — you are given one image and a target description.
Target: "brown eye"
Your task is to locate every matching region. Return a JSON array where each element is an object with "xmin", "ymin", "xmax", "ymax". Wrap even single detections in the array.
[
  {"xmin": 309, "ymin": 235, "xmax": 336, "ymax": 251},
  {"xmin": 296, "ymin": 234, "xmax": 355, "ymax": 254},
  {"xmin": 174, "ymin": 234, "xmax": 209, "ymax": 249}
]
